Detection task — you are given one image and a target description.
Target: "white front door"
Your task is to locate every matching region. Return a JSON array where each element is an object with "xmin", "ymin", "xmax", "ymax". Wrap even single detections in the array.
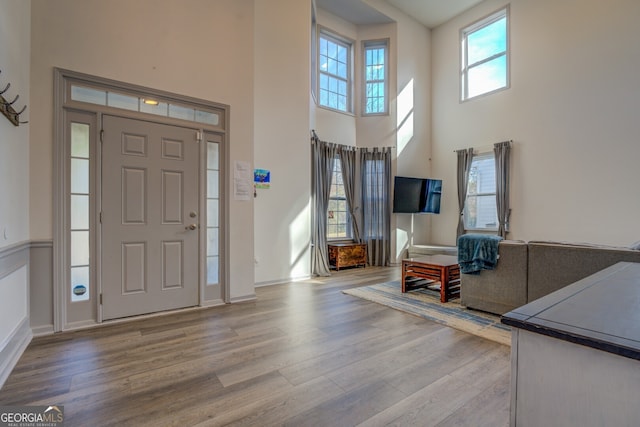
[{"xmin": 101, "ymin": 115, "xmax": 199, "ymax": 320}]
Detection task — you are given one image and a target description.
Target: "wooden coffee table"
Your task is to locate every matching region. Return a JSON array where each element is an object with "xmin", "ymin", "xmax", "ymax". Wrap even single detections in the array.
[{"xmin": 401, "ymin": 255, "xmax": 461, "ymax": 303}]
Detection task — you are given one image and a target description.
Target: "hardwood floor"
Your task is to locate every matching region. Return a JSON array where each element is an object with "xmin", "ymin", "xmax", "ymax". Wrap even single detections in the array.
[{"xmin": 0, "ymin": 267, "xmax": 511, "ymax": 426}]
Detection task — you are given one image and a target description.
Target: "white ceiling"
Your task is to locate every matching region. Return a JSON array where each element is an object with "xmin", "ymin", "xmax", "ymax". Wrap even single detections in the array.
[
  {"xmin": 385, "ymin": 0, "xmax": 484, "ymax": 28},
  {"xmin": 315, "ymin": 0, "xmax": 485, "ymax": 28},
  {"xmin": 315, "ymin": 0, "xmax": 394, "ymax": 25}
]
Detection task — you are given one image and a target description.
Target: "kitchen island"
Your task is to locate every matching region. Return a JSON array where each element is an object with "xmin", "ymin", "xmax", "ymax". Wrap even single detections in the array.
[{"xmin": 501, "ymin": 261, "xmax": 640, "ymax": 426}]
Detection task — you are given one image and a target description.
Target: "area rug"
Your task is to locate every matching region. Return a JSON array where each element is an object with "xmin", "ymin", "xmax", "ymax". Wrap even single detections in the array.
[{"xmin": 343, "ymin": 281, "xmax": 511, "ymax": 346}]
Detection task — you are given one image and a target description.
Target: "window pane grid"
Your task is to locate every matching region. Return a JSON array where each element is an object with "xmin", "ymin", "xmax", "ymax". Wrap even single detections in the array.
[
  {"xmin": 206, "ymin": 141, "xmax": 220, "ymax": 285},
  {"xmin": 319, "ymin": 34, "xmax": 350, "ymax": 112},
  {"xmin": 461, "ymin": 8, "xmax": 508, "ymax": 101},
  {"xmin": 364, "ymin": 43, "xmax": 387, "ymax": 114},
  {"xmin": 70, "ymin": 122, "xmax": 91, "ymax": 302},
  {"xmin": 464, "ymin": 154, "xmax": 498, "ymax": 230},
  {"xmin": 71, "ymin": 84, "xmax": 220, "ymax": 126},
  {"xmin": 327, "ymin": 159, "xmax": 351, "ymax": 239}
]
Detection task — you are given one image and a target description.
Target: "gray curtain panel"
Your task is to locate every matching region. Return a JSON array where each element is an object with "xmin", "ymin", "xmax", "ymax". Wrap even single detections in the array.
[
  {"xmin": 360, "ymin": 147, "xmax": 392, "ymax": 266},
  {"xmin": 339, "ymin": 146, "xmax": 361, "ymax": 243},
  {"xmin": 456, "ymin": 148, "xmax": 474, "ymax": 239},
  {"xmin": 494, "ymin": 141, "xmax": 511, "ymax": 238},
  {"xmin": 311, "ymin": 138, "xmax": 336, "ymax": 276}
]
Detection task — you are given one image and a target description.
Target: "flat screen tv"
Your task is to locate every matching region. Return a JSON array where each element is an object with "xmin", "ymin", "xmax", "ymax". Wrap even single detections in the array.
[{"xmin": 393, "ymin": 176, "xmax": 442, "ymax": 214}]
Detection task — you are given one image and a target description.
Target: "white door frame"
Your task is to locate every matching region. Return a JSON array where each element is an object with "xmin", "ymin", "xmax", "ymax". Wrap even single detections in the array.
[{"xmin": 53, "ymin": 68, "xmax": 230, "ymax": 331}]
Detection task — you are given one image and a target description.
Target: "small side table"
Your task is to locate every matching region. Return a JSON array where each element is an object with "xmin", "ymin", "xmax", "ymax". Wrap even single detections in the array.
[{"xmin": 402, "ymin": 255, "xmax": 460, "ymax": 303}]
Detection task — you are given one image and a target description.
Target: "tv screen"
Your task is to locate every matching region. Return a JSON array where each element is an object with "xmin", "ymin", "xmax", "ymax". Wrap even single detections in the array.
[{"xmin": 393, "ymin": 176, "xmax": 442, "ymax": 214}]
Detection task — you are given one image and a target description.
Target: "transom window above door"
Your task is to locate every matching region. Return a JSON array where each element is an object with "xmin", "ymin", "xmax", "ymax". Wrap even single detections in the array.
[{"xmin": 70, "ymin": 83, "xmax": 223, "ymax": 126}]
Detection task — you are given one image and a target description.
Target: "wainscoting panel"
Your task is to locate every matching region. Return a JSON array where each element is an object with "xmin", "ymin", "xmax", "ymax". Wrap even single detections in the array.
[
  {"xmin": 0, "ymin": 242, "xmax": 32, "ymax": 389},
  {"xmin": 29, "ymin": 241, "xmax": 54, "ymax": 335}
]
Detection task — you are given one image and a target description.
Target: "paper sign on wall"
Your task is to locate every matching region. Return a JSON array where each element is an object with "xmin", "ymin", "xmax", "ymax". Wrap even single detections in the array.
[{"xmin": 234, "ymin": 161, "xmax": 252, "ymax": 200}]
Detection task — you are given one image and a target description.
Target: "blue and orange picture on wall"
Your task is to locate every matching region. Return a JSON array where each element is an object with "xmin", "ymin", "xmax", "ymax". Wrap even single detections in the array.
[{"xmin": 254, "ymin": 168, "xmax": 271, "ymax": 189}]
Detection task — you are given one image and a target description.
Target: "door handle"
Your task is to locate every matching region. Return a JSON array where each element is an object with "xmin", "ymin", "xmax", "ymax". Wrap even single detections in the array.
[{"xmin": 186, "ymin": 223, "xmax": 198, "ymax": 230}]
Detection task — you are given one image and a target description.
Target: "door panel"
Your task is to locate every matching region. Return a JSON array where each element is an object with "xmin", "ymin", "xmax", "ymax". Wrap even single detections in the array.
[{"xmin": 102, "ymin": 115, "xmax": 199, "ymax": 320}]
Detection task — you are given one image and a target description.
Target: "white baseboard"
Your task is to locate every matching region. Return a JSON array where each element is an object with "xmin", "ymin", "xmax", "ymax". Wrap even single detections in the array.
[
  {"xmin": 255, "ymin": 274, "xmax": 312, "ymax": 288},
  {"xmin": 201, "ymin": 299, "xmax": 226, "ymax": 307},
  {"xmin": 31, "ymin": 324, "xmax": 54, "ymax": 337},
  {"xmin": 228, "ymin": 294, "xmax": 257, "ymax": 303},
  {"xmin": 0, "ymin": 317, "xmax": 32, "ymax": 389}
]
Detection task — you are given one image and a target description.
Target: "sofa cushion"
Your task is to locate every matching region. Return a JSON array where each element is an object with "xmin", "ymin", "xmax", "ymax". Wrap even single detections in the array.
[{"xmin": 527, "ymin": 241, "xmax": 640, "ymax": 302}]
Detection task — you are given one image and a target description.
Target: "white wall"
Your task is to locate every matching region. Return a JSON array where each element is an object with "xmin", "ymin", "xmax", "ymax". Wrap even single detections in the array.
[
  {"xmin": 253, "ymin": 0, "xmax": 312, "ymax": 285},
  {"xmin": 316, "ymin": 2, "xmax": 433, "ymax": 263},
  {"xmin": 431, "ymin": 0, "xmax": 640, "ymax": 246},
  {"xmin": 0, "ymin": 0, "xmax": 30, "ymax": 250},
  {"xmin": 314, "ymin": 8, "xmax": 359, "ymax": 146},
  {"xmin": 30, "ymin": 0, "xmax": 256, "ymax": 300},
  {"xmin": 0, "ymin": 0, "xmax": 31, "ymax": 387},
  {"xmin": 378, "ymin": 2, "xmax": 432, "ymax": 257}
]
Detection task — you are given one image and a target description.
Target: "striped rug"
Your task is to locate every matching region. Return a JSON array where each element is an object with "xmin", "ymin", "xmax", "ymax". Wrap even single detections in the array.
[{"xmin": 343, "ymin": 281, "xmax": 511, "ymax": 346}]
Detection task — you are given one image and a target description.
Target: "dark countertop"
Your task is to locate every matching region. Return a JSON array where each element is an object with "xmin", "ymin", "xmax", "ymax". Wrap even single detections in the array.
[{"xmin": 501, "ymin": 262, "xmax": 640, "ymax": 360}]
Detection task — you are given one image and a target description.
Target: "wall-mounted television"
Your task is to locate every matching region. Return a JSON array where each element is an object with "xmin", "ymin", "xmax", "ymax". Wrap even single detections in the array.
[{"xmin": 392, "ymin": 176, "xmax": 442, "ymax": 214}]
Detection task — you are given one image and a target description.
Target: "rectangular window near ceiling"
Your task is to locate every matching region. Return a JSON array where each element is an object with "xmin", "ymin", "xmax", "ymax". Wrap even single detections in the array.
[
  {"xmin": 464, "ymin": 152, "xmax": 498, "ymax": 230},
  {"xmin": 318, "ymin": 31, "xmax": 352, "ymax": 113},
  {"xmin": 363, "ymin": 40, "xmax": 388, "ymax": 115},
  {"xmin": 327, "ymin": 158, "xmax": 352, "ymax": 239},
  {"xmin": 461, "ymin": 7, "xmax": 509, "ymax": 101}
]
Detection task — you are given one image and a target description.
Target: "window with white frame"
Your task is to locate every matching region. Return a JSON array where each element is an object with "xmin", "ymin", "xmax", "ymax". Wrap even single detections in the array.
[
  {"xmin": 319, "ymin": 31, "xmax": 351, "ymax": 113},
  {"xmin": 363, "ymin": 40, "xmax": 388, "ymax": 115},
  {"xmin": 206, "ymin": 138, "xmax": 220, "ymax": 286},
  {"xmin": 464, "ymin": 153, "xmax": 498, "ymax": 230},
  {"xmin": 327, "ymin": 158, "xmax": 352, "ymax": 239},
  {"xmin": 69, "ymin": 120, "xmax": 92, "ymax": 302},
  {"xmin": 461, "ymin": 7, "xmax": 509, "ymax": 101}
]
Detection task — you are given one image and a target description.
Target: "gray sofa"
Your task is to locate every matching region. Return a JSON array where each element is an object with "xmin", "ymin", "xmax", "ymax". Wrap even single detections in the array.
[{"xmin": 460, "ymin": 240, "xmax": 640, "ymax": 315}]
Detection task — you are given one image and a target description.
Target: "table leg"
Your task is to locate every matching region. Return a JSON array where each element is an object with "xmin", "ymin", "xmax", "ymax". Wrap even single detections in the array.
[{"xmin": 440, "ymin": 267, "xmax": 448, "ymax": 303}]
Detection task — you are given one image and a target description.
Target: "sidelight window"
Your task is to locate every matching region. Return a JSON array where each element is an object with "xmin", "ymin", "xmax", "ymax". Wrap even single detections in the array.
[
  {"xmin": 206, "ymin": 140, "xmax": 220, "ymax": 285},
  {"xmin": 69, "ymin": 122, "xmax": 91, "ymax": 302}
]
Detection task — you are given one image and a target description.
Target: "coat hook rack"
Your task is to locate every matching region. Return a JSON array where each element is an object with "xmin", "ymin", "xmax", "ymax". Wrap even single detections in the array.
[{"xmin": 0, "ymin": 69, "xmax": 28, "ymax": 126}]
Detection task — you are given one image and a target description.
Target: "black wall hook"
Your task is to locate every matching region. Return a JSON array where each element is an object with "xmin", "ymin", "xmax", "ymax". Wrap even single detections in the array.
[{"xmin": 0, "ymin": 69, "xmax": 27, "ymax": 127}]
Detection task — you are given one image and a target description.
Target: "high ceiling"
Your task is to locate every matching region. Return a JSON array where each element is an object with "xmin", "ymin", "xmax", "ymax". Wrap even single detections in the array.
[{"xmin": 316, "ymin": 0, "xmax": 485, "ymax": 28}]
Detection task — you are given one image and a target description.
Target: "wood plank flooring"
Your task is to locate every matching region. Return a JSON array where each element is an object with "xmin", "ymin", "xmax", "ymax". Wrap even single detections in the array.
[{"xmin": 0, "ymin": 267, "xmax": 511, "ymax": 426}]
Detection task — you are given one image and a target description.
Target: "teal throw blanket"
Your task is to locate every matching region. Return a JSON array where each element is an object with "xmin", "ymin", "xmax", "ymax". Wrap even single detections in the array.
[{"xmin": 457, "ymin": 234, "xmax": 503, "ymax": 274}]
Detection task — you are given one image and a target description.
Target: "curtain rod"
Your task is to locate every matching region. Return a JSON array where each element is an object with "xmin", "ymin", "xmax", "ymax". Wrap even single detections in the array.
[{"xmin": 453, "ymin": 139, "xmax": 512, "ymax": 153}]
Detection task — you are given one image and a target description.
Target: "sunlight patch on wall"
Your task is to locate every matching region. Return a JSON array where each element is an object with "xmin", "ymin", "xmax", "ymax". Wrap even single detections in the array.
[
  {"xmin": 289, "ymin": 200, "xmax": 311, "ymax": 278},
  {"xmin": 396, "ymin": 228, "xmax": 409, "ymax": 261},
  {"xmin": 396, "ymin": 79, "xmax": 414, "ymax": 155}
]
